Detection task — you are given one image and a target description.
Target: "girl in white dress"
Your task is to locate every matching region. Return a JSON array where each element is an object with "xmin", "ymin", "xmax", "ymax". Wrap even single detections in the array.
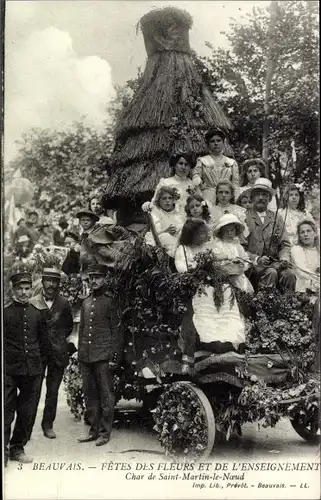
[
  {"xmin": 192, "ymin": 128, "xmax": 240, "ymax": 205},
  {"xmin": 240, "ymin": 158, "xmax": 277, "ymax": 211},
  {"xmin": 211, "ymin": 214, "xmax": 254, "ymax": 294},
  {"xmin": 175, "ymin": 218, "xmax": 245, "ymax": 355},
  {"xmin": 291, "ymin": 220, "xmax": 320, "ymax": 293},
  {"xmin": 279, "ymin": 184, "xmax": 314, "ymax": 246},
  {"xmin": 185, "ymin": 193, "xmax": 214, "ymax": 229},
  {"xmin": 142, "ymin": 153, "xmax": 195, "ymax": 215},
  {"xmin": 145, "ymin": 186, "xmax": 185, "ymax": 257},
  {"xmin": 212, "ymin": 181, "xmax": 249, "ymax": 242}
]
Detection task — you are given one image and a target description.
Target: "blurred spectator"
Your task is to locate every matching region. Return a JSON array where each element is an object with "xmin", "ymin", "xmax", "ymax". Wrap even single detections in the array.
[
  {"xmin": 53, "ymin": 217, "xmax": 69, "ymax": 246},
  {"xmin": 38, "ymin": 223, "xmax": 53, "ymax": 247},
  {"xmin": 13, "ymin": 219, "xmax": 29, "ymax": 246},
  {"xmin": 14, "ymin": 235, "xmax": 32, "ymax": 260},
  {"xmin": 89, "ymin": 196, "xmax": 115, "ymax": 226},
  {"xmin": 25, "ymin": 211, "xmax": 40, "ymax": 249},
  {"xmin": 62, "ymin": 232, "xmax": 81, "ymax": 275}
]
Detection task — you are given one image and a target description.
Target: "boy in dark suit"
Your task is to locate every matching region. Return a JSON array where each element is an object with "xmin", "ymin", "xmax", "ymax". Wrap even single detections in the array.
[{"xmin": 30, "ymin": 268, "xmax": 73, "ymax": 439}]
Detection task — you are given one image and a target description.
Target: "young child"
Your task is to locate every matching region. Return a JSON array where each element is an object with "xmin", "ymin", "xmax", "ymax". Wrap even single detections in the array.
[
  {"xmin": 236, "ymin": 189, "xmax": 252, "ymax": 211},
  {"xmin": 145, "ymin": 186, "xmax": 185, "ymax": 257},
  {"xmin": 212, "ymin": 214, "xmax": 253, "ymax": 293},
  {"xmin": 175, "ymin": 218, "xmax": 245, "ymax": 356},
  {"xmin": 279, "ymin": 184, "xmax": 314, "ymax": 246},
  {"xmin": 185, "ymin": 193, "xmax": 212, "ymax": 224}
]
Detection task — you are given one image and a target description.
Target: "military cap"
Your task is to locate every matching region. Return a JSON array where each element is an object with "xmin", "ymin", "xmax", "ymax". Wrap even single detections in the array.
[
  {"xmin": 87, "ymin": 264, "xmax": 108, "ymax": 276},
  {"xmin": 42, "ymin": 268, "xmax": 61, "ymax": 280},
  {"xmin": 10, "ymin": 271, "xmax": 32, "ymax": 286}
]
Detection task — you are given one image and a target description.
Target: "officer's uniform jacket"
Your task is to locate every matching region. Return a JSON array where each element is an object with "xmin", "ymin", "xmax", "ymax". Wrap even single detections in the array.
[
  {"xmin": 30, "ymin": 293, "xmax": 73, "ymax": 367},
  {"xmin": 4, "ymin": 300, "xmax": 47, "ymax": 376},
  {"xmin": 78, "ymin": 288, "xmax": 123, "ymax": 364}
]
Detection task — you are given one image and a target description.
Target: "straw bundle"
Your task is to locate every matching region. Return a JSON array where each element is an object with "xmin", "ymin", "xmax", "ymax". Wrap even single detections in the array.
[{"xmin": 104, "ymin": 7, "xmax": 233, "ymax": 213}]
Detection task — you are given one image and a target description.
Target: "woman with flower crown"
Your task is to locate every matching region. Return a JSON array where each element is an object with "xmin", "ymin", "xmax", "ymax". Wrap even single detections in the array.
[{"xmin": 279, "ymin": 184, "xmax": 314, "ymax": 246}]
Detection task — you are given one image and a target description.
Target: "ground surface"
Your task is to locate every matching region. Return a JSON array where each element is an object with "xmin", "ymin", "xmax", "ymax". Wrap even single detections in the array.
[{"xmin": 4, "ymin": 384, "xmax": 320, "ymax": 500}]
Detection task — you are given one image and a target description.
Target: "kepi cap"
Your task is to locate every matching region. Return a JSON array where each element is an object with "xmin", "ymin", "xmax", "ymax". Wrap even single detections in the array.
[
  {"xmin": 42, "ymin": 268, "xmax": 61, "ymax": 280},
  {"xmin": 10, "ymin": 271, "xmax": 32, "ymax": 286},
  {"xmin": 87, "ymin": 264, "xmax": 108, "ymax": 276}
]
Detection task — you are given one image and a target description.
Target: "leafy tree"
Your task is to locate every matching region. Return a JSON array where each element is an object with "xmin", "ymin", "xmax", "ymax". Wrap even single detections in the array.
[{"xmin": 196, "ymin": 0, "xmax": 319, "ymax": 189}]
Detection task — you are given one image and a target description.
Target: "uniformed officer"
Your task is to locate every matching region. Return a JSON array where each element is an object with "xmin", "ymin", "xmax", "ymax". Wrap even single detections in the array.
[
  {"xmin": 30, "ymin": 268, "xmax": 73, "ymax": 439},
  {"xmin": 4, "ymin": 270, "xmax": 47, "ymax": 466},
  {"xmin": 77, "ymin": 264, "xmax": 123, "ymax": 446}
]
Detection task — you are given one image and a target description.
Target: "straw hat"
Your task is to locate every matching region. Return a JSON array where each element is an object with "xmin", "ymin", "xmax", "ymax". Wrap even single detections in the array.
[
  {"xmin": 213, "ymin": 213, "xmax": 245, "ymax": 237},
  {"xmin": 250, "ymin": 178, "xmax": 276, "ymax": 196}
]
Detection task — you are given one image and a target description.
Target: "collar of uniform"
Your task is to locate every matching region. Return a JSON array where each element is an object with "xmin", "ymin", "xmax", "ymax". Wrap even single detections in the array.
[{"xmin": 12, "ymin": 298, "xmax": 29, "ymax": 306}]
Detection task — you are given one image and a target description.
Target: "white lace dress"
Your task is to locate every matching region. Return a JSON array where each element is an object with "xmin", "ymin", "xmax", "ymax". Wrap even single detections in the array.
[
  {"xmin": 175, "ymin": 243, "xmax": 245, "ymax": 351},
  {"xmin": 145, "ymin": 206, "xmax": 186, "ymax": 257}
]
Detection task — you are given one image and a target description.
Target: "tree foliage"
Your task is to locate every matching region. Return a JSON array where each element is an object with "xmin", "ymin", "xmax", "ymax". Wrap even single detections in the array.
[{"xmin": 197, "ymin": 1, "xmax": 319, "ymax": 189}]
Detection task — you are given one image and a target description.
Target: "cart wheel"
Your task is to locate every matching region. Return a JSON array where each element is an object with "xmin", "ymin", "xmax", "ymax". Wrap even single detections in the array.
[
  {"xmin": 153, "ymin": 381, "xmax": 215, "ymax": 459},
  {"xmin": 290, "ymin": 413, "xmax": 320, "ymax": 443}
]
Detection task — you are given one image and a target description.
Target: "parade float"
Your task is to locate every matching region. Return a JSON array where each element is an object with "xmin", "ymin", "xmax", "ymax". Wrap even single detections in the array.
[{"xmin": 61, "ymin": 7, "xmax": 320, "ymax": 459}]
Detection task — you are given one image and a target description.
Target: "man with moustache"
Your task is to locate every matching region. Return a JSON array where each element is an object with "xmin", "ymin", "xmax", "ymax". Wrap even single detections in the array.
[
  {"xmin": 30, "ymin": 268, "xmax": 73, "ymax": 439},
  {"xmin": 77, "ymin": 264, "xmax": 123, "ymax": 447},
  {"xmin": 4, "ymin": 269, "xmax": 47, "ymax": 466},
  {"xmin": 245, "ymin": 178, "xmax": 296, "ymax": 292}
]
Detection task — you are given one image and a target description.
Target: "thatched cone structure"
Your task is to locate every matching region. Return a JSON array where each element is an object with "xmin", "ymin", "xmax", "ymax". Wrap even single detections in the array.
[{"xmin": 103, "ymin": 7, "xmax": 233, "ymax": 228}]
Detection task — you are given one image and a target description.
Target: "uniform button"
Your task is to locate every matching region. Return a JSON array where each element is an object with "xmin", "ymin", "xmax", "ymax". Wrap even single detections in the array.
[
  {"xmin": 26, "ymin": 350, "xmax": 29, "ymax": 353},
  {"xmin": 89, "ymin": 334, "xmax": 91, "ymax": 337},
  {"xmin": 25, "ymin": 336, "xmax": 27, "ymax": 339},
  {"xmin": 89, "ymin": 326, "xmax": 92, "ymax": 330},
  {"xmin": 88, "ymin": 341, "xmax": 91, "ymax": 344}
]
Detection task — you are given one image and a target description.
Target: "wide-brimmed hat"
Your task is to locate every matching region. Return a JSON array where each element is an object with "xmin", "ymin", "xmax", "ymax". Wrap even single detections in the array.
[
  {"xmin": 236, "ymin": 187, "xmax": 252, "ymax": 204},
  {"xmin": 250, "ymin": 178, "xmax": 276, "ymax": 196},
  {"xmin": 241, "ymin": 158, "xmax": 266, "ymax": 170},
  {"xmin": 42, "ymin": 268, "xmax": 61, "ymax": 280},
  {"xmin": 10, "ymin": 270, "xmax": 32, "ymax": 286},
  {"xmin": 213, "ymin": 213, "xmax": 245, "ymax": 237},
  {"xmin": 87, "ymin": 264, "xmax": 108, "ymax": 276},
  {"xmin": 76, "ymin": 209, "xmax": 99, "ymax": 223}
]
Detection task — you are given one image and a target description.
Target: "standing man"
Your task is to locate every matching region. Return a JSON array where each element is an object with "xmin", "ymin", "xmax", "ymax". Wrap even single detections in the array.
[
  {"xmin": 76, "ymin": 209, "xmax": 99, "ymax": 272},
  {"xmin": 77, "ymin": 264, "xmax": 123, "ymax": 446},
  {"xmin": 30, "ymin": 268, "xmax": 73, "ymax": 439},
  {"xmin": 245, "ymin": 178, "xmax": 296, "ymax": 292},
  {"xmin": 4, "ymin": 269, "xmax": 46, "ymax": 466}
]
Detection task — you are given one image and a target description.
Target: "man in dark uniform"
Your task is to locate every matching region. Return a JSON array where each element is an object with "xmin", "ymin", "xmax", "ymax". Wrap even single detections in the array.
[
  {"xmin": 4, "ymin": 270, "xmax": 47, "ymax": 466},
  {"xmin": 77, "ymin": 264, "xmax": 123, "ymax": 446},
  {"xmin": 30, "ymin": 268, "xmax": 73, "ymax": 439}
]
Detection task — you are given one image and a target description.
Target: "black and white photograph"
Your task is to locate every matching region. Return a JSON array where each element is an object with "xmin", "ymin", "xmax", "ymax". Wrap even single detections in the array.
[{"xmin": 2, "ymin": 1, "xmax": 320, "ymax": 499}]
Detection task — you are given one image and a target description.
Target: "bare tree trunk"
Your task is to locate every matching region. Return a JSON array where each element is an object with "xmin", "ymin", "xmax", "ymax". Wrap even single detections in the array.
[{"xmin": 262, "ymin": 1, "xmax": 279, "ymax": 176}]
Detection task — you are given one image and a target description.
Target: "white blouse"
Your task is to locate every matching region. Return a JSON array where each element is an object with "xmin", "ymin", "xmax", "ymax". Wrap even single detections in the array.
[
  {"xmin": 279, "ymin": 209, "xmax": 314, "ymax": 246},
  {"xmin": 291, "ymin": 245, "xmax": 320, "ymax": 292}
]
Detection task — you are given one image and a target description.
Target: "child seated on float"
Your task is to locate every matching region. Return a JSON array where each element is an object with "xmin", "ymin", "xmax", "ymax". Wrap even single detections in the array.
[
  {"xmin": 211, "ymin": 214, "xmax": 253, "ymax": 293},
  {"xmin": 145, "ymin": 186, "xmax": 186, "ymax": 257},
  {"xmin": 185, "ymin": 193, "xmax": 213, "ymax": 226},
  {"xmin": 142, "ymin": 153, "xmax": 195, "ymax": 215},
  {"xmin": 175, "ymin": 218, "xmax": 245, "ymax": 357}
]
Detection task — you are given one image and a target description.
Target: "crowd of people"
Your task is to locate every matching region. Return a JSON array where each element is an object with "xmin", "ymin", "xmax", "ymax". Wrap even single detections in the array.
[{"xmin": 4, "ymin": 127, "xmax": 320, "ymax": 467}]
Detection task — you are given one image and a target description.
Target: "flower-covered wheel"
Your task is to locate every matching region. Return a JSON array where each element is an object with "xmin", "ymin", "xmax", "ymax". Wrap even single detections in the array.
[
  {"xmin": 291, "ymin": 412, "xmax": 320, "ymax": 443},
  {"xmin": 153, "ymin": 381, "xmax": 215, "ymax": 459}
]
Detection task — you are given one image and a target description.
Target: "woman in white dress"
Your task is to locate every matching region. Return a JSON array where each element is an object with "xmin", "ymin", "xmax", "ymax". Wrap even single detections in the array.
[
  {"xmin": 142, "ymin": 153, "xmax": 195, "ymax": 215},
  {"xmin": 145, "ymin": 186, "xmax": 185, "ymax": 258},
  {"xmin": 192, "ymin": 128, "xmax": 240, "ymax": 205},
  {"xmin": 175, "ymin": 218, "xmax": 245, "ymax": 356},
  {"xmin": 291, "ymin": 220, "xmax": 320, "ymax": 293},
  {"xmin": 240, "ymin": 158, "xmax": 277, "ymax": 211},
  {"xmin": 279, "ymin": 184, "xmax": 314, "ymax": 246},
  {"xmin": 211, "ymin": 214, "xmax": 254, "ymax": 293}
]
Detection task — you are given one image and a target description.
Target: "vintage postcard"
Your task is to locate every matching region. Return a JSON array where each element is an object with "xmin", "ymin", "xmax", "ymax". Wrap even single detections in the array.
[{"xmin": 2, "ymin": 1, "xmax": 320, "ymax": 499}]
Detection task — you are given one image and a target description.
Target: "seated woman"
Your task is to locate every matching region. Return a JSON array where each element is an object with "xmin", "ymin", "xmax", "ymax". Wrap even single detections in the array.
[
  {"xmin": 291, "ymin": 220, "xmax": 320, "ymax": 293},
  {"xmin": 145, "ymin": 186, "xmax": 185, "ymax": 258},
  {"xmin": 279, "ymin": 184, "xmax": 314, "ymax": 246},
  {"xmin": 212, "ymin": 214, "xmax": 254, "ymax": 293},
  {"xmin": 175, "ymin": 218, "xmax": 245, "ymax": 357},
  {"xmin": 142, "ymin": 153, "xmax": 195, "ymax": 215},
  {"xmin": 240, "ymin": 158, "xmax": 277, "ymax": 211},
  {"xmin": 192, "ymin": 128, "xmax": 239, "ymax": 205}
]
